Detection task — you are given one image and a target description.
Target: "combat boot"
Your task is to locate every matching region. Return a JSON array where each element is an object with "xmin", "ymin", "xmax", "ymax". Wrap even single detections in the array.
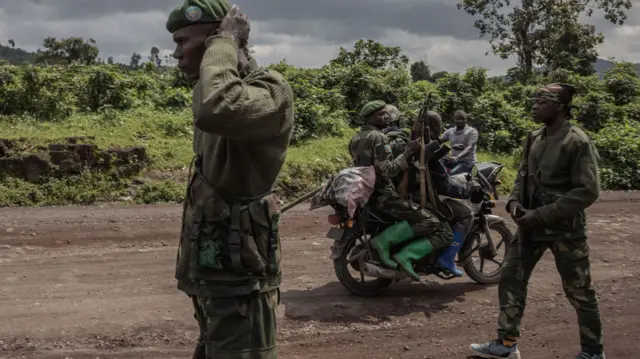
[
  {"xmin": 436, "ymin": 231, "xmax": 464, "ymax": 277},
  {"xmin": 370, "ymin": 220, "xmax": 415, "ymax": 269},
  {"xmin": 391, "ymin": 237, "xmax": 434, "ymax": 283}
]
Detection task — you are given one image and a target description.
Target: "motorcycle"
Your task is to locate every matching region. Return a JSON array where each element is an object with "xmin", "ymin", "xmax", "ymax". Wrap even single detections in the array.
[{"xmin": 324, "ymin": 168, "xmax": 513, "ymax": 296}]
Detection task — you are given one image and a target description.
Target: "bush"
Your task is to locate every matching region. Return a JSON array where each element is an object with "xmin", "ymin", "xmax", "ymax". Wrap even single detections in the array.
[{"xmin": 0, "ymin": 40, "xmax": 639, "ymax": 207}]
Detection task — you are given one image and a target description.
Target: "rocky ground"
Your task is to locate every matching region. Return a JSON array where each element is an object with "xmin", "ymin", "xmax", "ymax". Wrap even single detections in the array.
[{"xmin": 0, "ymin": 192, "xmax": 639, "ymax": 358}]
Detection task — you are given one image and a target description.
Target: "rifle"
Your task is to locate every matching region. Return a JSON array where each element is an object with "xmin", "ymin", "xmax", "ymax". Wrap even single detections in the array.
[
  {"xmin": 397, "ymin": 99, "xmax": 429, "ymax": 200},
  {"xmin": 514, "ymin": 131, "xmax": 533, "ymax": 280}
]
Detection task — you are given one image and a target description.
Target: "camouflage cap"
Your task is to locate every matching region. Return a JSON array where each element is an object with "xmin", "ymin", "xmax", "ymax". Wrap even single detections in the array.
[
  {"xmin": 532, "ymin": 83, "xmax": 576, "ymax": 105},
  {"xmin": 360, "ymin": 100, "xmax": 386, "ymax": 118},
  {"xmin": 166, "ymin": 0, "xmax": 231, "ymax": 33}
]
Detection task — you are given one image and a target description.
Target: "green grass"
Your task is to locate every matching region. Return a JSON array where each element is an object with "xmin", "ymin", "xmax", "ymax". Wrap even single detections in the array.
[{"xmin": 0, "ymin": 108, "xmax": 517, "ymax": 206}]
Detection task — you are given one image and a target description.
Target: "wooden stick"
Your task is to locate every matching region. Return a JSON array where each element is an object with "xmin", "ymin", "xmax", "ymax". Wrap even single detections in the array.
[{"xmin": 280, "ymin": 186, "xmax": 323, "ymax": 213}]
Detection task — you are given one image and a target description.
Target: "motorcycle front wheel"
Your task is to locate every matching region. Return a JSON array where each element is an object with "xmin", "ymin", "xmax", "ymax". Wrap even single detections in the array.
[
  {"xmin": 333, "ymin": 234, "xmax": 393, "ymax": 296},
  {"xmin": 459, "ymin": 221, "xmax": 512, "ymax": 285}
]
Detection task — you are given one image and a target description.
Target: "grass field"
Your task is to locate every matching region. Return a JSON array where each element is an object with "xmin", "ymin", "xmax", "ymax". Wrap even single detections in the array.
[{"xmin": 0, "ymin": 108, "xmax": 517, "ymax": 207}]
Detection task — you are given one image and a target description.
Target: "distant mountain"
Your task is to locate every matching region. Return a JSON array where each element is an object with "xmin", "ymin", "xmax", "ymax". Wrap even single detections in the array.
[
  {"xmin": 0, "ymin": 44, "xmax": 37, "ymax": 64},
  {"xmin": 594, "ymin": 58, "xmax": 640, "ymax": 78}
]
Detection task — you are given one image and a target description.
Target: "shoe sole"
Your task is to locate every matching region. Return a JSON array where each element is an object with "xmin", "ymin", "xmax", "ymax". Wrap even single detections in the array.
[{"xmin": 469, "ymin": 345, "xmax": 521, "ymax": 359}]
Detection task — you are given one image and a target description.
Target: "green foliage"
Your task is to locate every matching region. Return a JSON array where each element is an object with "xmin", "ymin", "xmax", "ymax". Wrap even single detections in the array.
[
  {"xmin": 591, "ymin": 121, "xmax": 640, "ymax": 190},
  {"xmin": 1, "ymin": 38, "xmax": 640, "ymax": 207},
  {"xmin": 36, "ymin": 37, "xmax": 100, "ymax": 65}
]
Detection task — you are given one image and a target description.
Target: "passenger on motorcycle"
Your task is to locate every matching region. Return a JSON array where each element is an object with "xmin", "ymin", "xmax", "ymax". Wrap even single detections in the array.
[
  {"xmin": 391, "ymin": 110, "xmax": 480, "ymax": 277},
  {"xmin": 382, "ymin": 104, "xmax": 412, "ymax": 186},
  {"xmin": 348, "ymin": 100, "xmax": 455, "ymax": 282}
]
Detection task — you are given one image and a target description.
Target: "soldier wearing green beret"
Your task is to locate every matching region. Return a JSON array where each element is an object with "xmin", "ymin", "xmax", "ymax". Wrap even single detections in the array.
[
  {"xmin": 167, "ymin": 1, "xmax": 295, "ymax": 358},
  {"xmin": 348, "ymin": 101, "xmax": 454, "ymax": 283}
]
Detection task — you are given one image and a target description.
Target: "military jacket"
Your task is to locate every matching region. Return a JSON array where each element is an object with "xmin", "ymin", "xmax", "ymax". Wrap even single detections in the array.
[
  {"xmin": 177, "ymin": 36, "xmax": 295, "ymax": 297},
  {"xmin": 508, "ymin": 124, "xmax": 600, "ymax": 241},
  {"xmin": 348, "ymin": 125, "xmax": 408, "ymax": 198}
]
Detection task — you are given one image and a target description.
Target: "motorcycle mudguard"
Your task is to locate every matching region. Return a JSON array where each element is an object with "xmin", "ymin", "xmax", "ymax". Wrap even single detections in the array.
[
  {"xmin": 485, "ymin": 214, "xmax": 507, "ymax": 225},
  {"xmin": 327, "ymin": 227, "xmax": 360, "ymax": 260}
]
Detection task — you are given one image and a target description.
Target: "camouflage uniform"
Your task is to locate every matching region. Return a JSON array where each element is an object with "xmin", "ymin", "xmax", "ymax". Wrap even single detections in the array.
[
  {"xmin": 498, "ymin": 123, "xmax": 603, "ymax": 353},
  {"xmin": 349, "ymin": 122, "xmax": 453, "ymax": 279},
  {"xmin": 167, "ymin": 1, "xmax": 295, "ymax": 358}
]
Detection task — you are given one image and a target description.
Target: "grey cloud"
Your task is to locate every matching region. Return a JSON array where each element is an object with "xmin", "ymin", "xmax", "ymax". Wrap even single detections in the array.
[{"xmin": 0, "ymin": 0, "xmax": 637, "ymax": 73}]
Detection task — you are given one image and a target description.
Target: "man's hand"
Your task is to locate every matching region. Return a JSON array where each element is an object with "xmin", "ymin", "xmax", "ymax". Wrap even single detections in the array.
[
  {"xmin": 508, "ymin": 201, "xmax": 526, "ymax": 222},
  {"xmin": 444, "ymin": 155, "xmax": 458, "ymax": 163},
  {"xmin": 515, "ymin": 210, "xmax": 539, "ymax": 229},
  {"xmin": 218, "ymin": 4, "xmax": 250, "ymax": 48},
  {"xmin": 403, "ymin": 139, "xmax": 421, "ymax": 159}
]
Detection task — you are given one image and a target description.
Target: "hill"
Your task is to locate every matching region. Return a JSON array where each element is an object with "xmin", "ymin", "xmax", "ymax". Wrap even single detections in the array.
[
  {"xmin": 595, "ymin": 58, "xmax": 640, "ymax": 78},
  {"xmin": 0, "ymin": 44, "xmax": 37, "ymax": 64}
]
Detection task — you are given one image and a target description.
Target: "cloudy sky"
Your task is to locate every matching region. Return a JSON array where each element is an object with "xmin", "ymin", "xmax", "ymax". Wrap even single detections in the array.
[{"xmin": 0, "ymin": 0, "xmax": 639, "ymax": 75}]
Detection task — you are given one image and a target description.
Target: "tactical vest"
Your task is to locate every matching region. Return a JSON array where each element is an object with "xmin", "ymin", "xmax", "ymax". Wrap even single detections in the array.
[{"xmin": 176, "ymin": 155, "xmax": 281, "ymax": 287}]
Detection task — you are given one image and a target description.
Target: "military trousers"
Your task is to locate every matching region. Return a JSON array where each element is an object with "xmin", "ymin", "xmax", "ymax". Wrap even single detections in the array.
[
  {"xmin": 497, "ymin": 236, "xmax": 603, "ymax": 354},
  {"xmin": 191, "ymin": 289, "xmax": 279, "ymax": 359},
  {"xmin": 373, "ymin": 195, "xmax": 453, "ymax": 250}
]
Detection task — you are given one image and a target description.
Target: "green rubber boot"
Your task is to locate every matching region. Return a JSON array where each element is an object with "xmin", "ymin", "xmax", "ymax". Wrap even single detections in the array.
[
  {"xmin": 392, "ymin": 238, "xmax": 434, "ymax": 284},
  {"xmin": 370, "ymin": 220, "xmax": 415, "ymax": 269}
]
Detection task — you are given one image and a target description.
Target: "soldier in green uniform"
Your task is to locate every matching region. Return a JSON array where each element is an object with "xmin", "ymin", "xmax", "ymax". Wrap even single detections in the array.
[
  {"xmin": 404, "ymin": 110, "xmax": 478, "ymax": 277},
  {"xmin": 348, "ymin": 101, "xmax": 455, "ymax": 281},
  {"xmin": 470, "ymin": 83, "xmax": 604, "ymax": 359},
  {"xmin": 167, "ymin": 1, "xmax": 294, "ymax": 358},
  {"xmin": 382, "ymin": 104, "xmax": 411, "ymax": 186},
  {"xmin": 382, "ymin": 104, "xmax": 411, "ymax": 155}
]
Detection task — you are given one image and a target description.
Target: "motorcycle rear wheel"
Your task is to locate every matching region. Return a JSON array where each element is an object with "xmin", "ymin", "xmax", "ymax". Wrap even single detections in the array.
[{"xmin": 333, "ymin": 235, "xmax": 393, "ymax": 296}]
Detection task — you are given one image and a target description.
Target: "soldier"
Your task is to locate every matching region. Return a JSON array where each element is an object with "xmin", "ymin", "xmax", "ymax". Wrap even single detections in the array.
[
  {"xmin": 382, "ymin": 104, "xmax": 411, "ymax": 186},
  {"xmin": 469, "ymin": 83, "xmax": 604, "ymax": 359},
  {"xmin": 349, "ymin": 100, "xmax": 455, "ymax": 282},
  {"xmin": 408, "ymin": 110, "xmax": 478, "ymax": 277},
  {"xmin": 167, "ymin": 1, "xmax": 294, "ymax": 358}
]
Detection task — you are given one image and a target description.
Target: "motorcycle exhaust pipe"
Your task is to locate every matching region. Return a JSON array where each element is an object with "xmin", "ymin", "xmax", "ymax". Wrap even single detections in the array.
[{"xmin": 361, "ymin": 262, "xmax": 408, "ymax": 280}]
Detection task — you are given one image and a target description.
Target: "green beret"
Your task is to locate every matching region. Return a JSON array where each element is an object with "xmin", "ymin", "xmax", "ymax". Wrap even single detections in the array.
[
  {"xmin": 360, "ymin": 100, "xmax": 386, "ymax": 118},
  {"xmin": 166, "ymin": 0, "xmax": 231, "ymax": 33}
]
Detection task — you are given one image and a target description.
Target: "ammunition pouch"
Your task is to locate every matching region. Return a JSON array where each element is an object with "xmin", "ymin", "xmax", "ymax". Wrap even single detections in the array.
[{"xmin": 177, "ymin": 155, "xmax": 281, "ymax": 285}]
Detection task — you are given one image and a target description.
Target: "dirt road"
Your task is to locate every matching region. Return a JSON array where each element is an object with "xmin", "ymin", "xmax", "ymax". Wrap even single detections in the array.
[{"xmin": 1, "ymin": 194, "xmax": 639, "ymax": 359}]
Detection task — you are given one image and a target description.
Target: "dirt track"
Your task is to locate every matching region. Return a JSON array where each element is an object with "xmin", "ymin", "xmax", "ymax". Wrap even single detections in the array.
[{"xmin": 1, "ymin": 193, "xmax": 639, "ymax": 359}]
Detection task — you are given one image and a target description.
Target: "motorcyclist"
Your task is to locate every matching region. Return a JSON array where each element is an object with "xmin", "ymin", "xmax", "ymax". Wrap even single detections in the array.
[
  {"xmin": 348, "ymin": 101, "xmax": 454, "ymax": 282},
  {"xmin": 393, "ymin": 110, "xmax": 479, "ymax": 277}
]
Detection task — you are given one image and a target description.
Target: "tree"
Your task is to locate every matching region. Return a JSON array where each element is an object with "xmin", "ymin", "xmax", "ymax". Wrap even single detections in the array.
[
  {"xmin": 457, "ymin": 0, "xmax": 632, "ymax": 79},
  {"xmin": 130, "ymin": 52, "xmax": 141, "ymax": 68},
  {"xmin": 149, "ymin": 46, "xmax": 162, "ymax": 67},
  {"xmin": 35, "ymin": 37, "xmax": 99, "ymax": 65},
  {"xmin": 107, "ymin": 56, "xmax": 114, "ymax": 64},
  {"xmin": 8, "ymin": 39, "xmax": 15, "ymax": 48},
  {"xmin": 329, "ymin": 39, "xmax": 409, "ymax": 69},
  {"xmin": 431, "ymin": 71, "xmax": 449, "ymax": 82},
  {"xmin": 410, "ymin": 60, "xmax": 432, "ymax": 82}
]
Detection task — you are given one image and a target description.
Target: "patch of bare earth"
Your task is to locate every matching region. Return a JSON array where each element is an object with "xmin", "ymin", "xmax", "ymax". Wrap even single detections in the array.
[{"xmin": 0, "ymin": 193, "xmax": 639, "ymax": 358}]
